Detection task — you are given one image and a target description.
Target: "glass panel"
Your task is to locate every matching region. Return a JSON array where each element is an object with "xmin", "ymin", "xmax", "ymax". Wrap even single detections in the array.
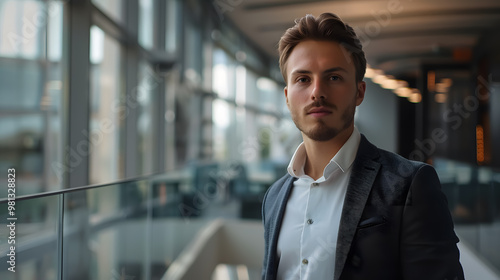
[
  {"xmin": 89, "ymin": 25, "xmax": 124, "ymax": 185},
  {"xmin": 165, "ymin": 0, "xmax": 178, "ymax": 53},
  {"xmin": 62, "ymin": 181, "xmax": 149, "ymax": 279},
  {"xmin": 212, "ymin": 100, "xmax": 236, "ymax": 161},
  {"xmin": 0, "ymin": 0, "xmax": 43, "ymax": 59},
  {"xmin": 435, "ymin": 158, "xmax": 500, "ymax": 272},
  {"xmin": 256, "ymin": 115, "xmax": 277, "ymax": 161},
  {"xmin": 0, "ymin": 0, "xmax": 64, "ymax": 198},
  {"xmin": 235, "ymin": 107, "xmax": 252, "ymax": 159},
  {"xmin": 478, "ymin": 167, "xmax": 500, "ymax": 270},
  {"xmin": 245, "ymin": 69, "xmax": 260, "ymax": 107},
  {"xmin": 486, "ymin": 170, "xmax": 500, "ymax": 269},
  {"xmin": 0, "ymin": 195, "xmax": 61, "ymax": 280},
  {"xmin": 212, "ymin": 47, "xmax": 236, "ymax": 100},
  {"xmin": 184, "ymin": 19, "xmax": 202, "ymax": 85},
  {"xmin": 234, "ymin": 111, "xmax": 287, "ymax": 164},
  {"xmin": 137, "ymin": 62, "xmax": 158, "ymax": 175},
  {"xmin": 242, "ymin": 42, "xmax": 266, "ymax": 75},
  {"xmin": 164, "ymin": 72, "xmax": 180, "ymax": 169},
  {"xmin": 138, "ymin": 0, "xmax": 154, "ymax": 49},
  {"xmin": 424, "ymin": 69, "xmax": 475, "ymax": 163},
  {"xmin": 92, "ymin": 0, "xmax": 123, "ymax": 25},
  {"xmin": 218, "ymin": 22, "xmax": 239, "ymax": 56},
  {"xmin": 150, "ymin": 170, "xmax": 210, "ymax": 275},
  {"xmin": 256, "ymin": 76, "xmax": 280, "ymax": 113}
]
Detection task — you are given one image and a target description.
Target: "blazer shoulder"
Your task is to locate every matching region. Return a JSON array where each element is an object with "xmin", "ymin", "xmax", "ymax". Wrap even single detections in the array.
[
  {"xmin": 358, "ymin": 134, "xmax": 427, "ymax": 177},
  {"xmin": 375, "ymin": 146, "xmax": 430, "ymax": 178},
  {"xmin": 264, "ymin": 173, "xmax": 293, "ymax": 203}
]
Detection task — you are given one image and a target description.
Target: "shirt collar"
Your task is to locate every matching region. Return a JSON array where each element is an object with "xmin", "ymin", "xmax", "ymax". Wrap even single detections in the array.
[{"xmin": 287, "ymin": 127, "xmax": 361, "ymax": 179}]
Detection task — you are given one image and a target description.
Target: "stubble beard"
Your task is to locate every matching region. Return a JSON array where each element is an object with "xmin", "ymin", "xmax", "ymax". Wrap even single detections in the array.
[{"xmin": 292, "ymin": 98, "xmax": 357, "ymax": 142}]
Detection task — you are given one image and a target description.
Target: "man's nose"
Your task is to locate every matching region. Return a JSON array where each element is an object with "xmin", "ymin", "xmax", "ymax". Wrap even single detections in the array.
[{"xmin": 311, "ymin": 79, "xmax": 326, "ymax": 100}]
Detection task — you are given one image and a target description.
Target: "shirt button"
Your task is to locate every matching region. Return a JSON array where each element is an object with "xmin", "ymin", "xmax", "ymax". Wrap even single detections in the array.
[
  {"xmin": 302, "ymin": 259, "xmax": 309, "ymax": 265},
  {"xmin": 312, "ymin": 183, "xmax": 319, "ymax": 187},
  {"xmin": 307, "ymin": 219, "xmax": 313, "ymax": 225}
]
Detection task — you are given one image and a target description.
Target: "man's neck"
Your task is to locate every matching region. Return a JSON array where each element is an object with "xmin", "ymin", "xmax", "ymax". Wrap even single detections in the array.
[{"xmin": 303, "ymin": 126, "xmax": 354, "ymax": 180}]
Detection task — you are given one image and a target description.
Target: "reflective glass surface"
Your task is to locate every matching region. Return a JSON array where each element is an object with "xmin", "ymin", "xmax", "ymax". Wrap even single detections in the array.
[
  {"xmin": 183, "ymin": 19, "xmax": 203, "ymax": 85},
  {"xmin": 0, "ymin": 162, "xmax": 497, "ymax": 278},
  {"xmin": 92, "ymin": 0, "xmax": 123, "ymax": 24},
  {"xmin": 89, "ymin": 25, "xmax": 125, "ymax": 185},
  {"xmin": 212, "ymin": 99, "xmax": 234, "ymax": 161},
  {"xmin": 212, "ymin": 47, "xmax": 236, "ymax": 100},
  {"xmin": 139, "ymin": 0, "xmax": 154, "ymax": 49},
  {"xmin": 165, "ymin": 0, "xmax": 178, "ymax": 53},
  {"xmin": 435, "ymin": 158, "xmax": 500, "ymax": 270},
  {"xmin": 137, "ymin": 62, "xmax": 159, "ymax": 175},
  {"xmin": 0, "ymin": 1, "xmax": 64, "ymax": 198},
  {"xmin": 0, "ymin": 195, "xmax": 61, "ymax": 280},
  {"xmin": 62, "ymin": 181, "xmax": 149, "ymax": 280}
]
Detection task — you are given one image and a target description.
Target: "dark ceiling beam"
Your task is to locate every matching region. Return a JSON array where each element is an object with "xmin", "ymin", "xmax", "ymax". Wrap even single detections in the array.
[
  {"xmin": 244, "ymin": 0, "xmax": 349, "ymax": 10},
  {"xmin": 365, "ymin": 26, "xmax": 490, "ymax": 40},
  {"xmin": 375, "ymin": 50, "xmax": 452, "ymax": 66},
  {"xmin": 372, "ymin": 46, "xmax": 473, "ymax": 66},
  {"xmin": 255, "ymin": 7, "xmax": 500, "ymax": 32},
  {"xmin": 257, "ymin": 26, "xmax": 490, "ymax": 44},
  {"xmin": 346, "ymin": 7, "xmax": 500, "ymax": 24}
]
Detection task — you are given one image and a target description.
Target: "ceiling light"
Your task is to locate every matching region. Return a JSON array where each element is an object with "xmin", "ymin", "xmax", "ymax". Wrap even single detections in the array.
[
  {"xmin": 365, "ymin": 67, "xmax": 380, "ymax": 78},
  {"xmin": 435, "ymin": 93, "xmax": 447, "ymax": 103},
  {"xmin": 381, "ymin": 78, "xmax": 400, "ymax": 90},
  {"xmin": 436, "ymin": 82, "xmax": 448, "ymax": 93},
  {"xmin": 394, "ymin": 87, "xmax": 412, "ymax": 97},
  {"xmin": 372, "ymin": 74, "xmax": 392, "ymax": 85},
  {"xmin": 368, "ymin": 69, "xmax": 385, "ymax": 80},
  {"xmin": 427, "ymin": 71, "xmax": 435, "ymax": 92},
  {"xmin": 396, "ymin": 80, "xmax": 408, "ymax": 88},
  {"xmin": 441, "ymin": 78, "xmax": 453, "ymax": 87},
  {"xmin": 408, "ymin": 90, "xmax": 422, "ymax": 103}
]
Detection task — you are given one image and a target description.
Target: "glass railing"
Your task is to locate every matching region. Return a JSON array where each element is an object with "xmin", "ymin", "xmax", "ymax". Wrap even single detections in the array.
[
  {"xmin": 1, "ymin": 158, "xmax": 499, "ymax": 279},
  {"xmin": 434, "ymin": 158, "xmax": 500, "ymax": 272},
  {"xmin": 0, "ymin": 161, "xmax": 281, "ymax": 280}
]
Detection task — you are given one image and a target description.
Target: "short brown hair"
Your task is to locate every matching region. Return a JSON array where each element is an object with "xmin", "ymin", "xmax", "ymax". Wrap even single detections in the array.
[{"xmin": 278, "ymin": 13, "xmax": 366, "ymax": 84}]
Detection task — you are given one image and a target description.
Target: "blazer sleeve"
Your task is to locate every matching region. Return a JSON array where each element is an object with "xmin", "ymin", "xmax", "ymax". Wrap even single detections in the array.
[
  {"xmin": 261, "ymin": 185, "xmax": 271, "ymax": 279},
  {"xmin": 400, "ymin": 164, "xmax": 465, "ymax": 280}
]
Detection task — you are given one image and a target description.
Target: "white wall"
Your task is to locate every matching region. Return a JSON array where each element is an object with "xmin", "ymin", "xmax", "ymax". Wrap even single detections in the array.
[{"xmin": 355, "ymin": 79, "xmax": 399, "ymax": 153}]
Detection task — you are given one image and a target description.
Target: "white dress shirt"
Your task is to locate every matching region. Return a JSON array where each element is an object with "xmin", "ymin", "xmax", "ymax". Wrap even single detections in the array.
[{"xmin": 276, "ymin": 127, "xmax": 361, "ymax": 280}]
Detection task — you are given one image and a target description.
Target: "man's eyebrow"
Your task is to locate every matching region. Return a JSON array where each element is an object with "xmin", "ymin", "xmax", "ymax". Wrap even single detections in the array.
[
  {"xmin": 290, "ymin": 67, "xmax": 348, "ymax": 75},
  {"xmin": 323, "ymin": 67, "xmax": 348, "ymax": 73}
]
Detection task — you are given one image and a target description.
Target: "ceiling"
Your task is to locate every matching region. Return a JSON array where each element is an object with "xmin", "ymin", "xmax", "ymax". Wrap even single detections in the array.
[{"xmin": 226, "ymin": 0, "xmax": 500, "ymax": 78}]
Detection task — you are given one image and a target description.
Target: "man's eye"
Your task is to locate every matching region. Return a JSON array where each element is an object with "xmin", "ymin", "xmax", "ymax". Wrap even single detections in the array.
[
  {"xmin": 297, "ymin": 77, "xmax": 309, "ymax": 83},
  {"xmin": 330, "ymin": 76, "xmax": 340, "ymax": 81}
]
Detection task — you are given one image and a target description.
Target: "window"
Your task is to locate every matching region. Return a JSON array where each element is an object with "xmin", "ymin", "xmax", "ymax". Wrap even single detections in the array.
[
  {"xmin": 138, "ymin": 0, "xmax": 154, "ymax": 49},
  {"xmin": 92, "ymin": 0, "xmax": 123, "ymax": 24},
  {"xmin": 137, "ymin": 61, "xmax": 159, "ymax": 175},
  {"xmin": 212, "ymin": 47, "xmax": 236, "ymax": 100},
  {"xmin": 0, "ymin": 0, "xmax": 64, "ymax": 197},
  {"xmin": 165, "ymin": 0, "xmax": 178, "ymax": 53},
  {"xmin": 184, "ymin": 19, "xmax": 203, "ymax": 85},
  {"xmin": 89, "ymin": 25, "xmax": 124, "ymax": 184}
]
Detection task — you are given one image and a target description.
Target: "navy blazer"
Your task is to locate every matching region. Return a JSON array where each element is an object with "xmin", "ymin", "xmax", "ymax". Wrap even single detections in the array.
[{"xmin": 261, "ymin": 135, "xmax": 464, "ymax": 280}]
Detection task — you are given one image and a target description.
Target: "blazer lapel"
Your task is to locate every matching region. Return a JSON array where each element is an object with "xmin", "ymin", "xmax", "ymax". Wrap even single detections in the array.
[
  {"xmin": 266, "ymin": 175, "xmax": 296, "ymax": 278},
  {"xmin": 334, "ymin": 136, "xmax": 381, "ymax": 280}
]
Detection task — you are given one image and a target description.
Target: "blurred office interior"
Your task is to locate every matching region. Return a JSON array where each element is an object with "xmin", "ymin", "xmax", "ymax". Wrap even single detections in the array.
[{"xmin": 0, "ymin": 0, "xmax": 500, "ymax": 279}]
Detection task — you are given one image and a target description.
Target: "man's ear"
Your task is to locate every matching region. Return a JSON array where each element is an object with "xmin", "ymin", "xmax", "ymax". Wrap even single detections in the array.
[
  {"xmin": 356, "ymin": 81, "xmax": 366, "ymax": 106},
  {"xmin": 284, "ymin": 86, "xmax": 289, "ymax": 106}
]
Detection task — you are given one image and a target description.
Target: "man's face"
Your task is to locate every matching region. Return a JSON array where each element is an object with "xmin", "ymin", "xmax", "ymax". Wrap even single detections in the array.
[{"xmin": 284, "ymin": 40, "xmax": 365, "ymax": 142}]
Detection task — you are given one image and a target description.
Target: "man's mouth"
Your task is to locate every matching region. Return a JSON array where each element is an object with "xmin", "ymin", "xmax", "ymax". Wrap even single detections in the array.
[{"xmin": 307, "ymin": 107, "xmax": 332, "ymax": 117}]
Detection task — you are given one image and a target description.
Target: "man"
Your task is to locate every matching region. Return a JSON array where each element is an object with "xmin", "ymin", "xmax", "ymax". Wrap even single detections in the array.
[{"xmin": 261, "ymin": 13, "xmax": 464, "ymax": 280}]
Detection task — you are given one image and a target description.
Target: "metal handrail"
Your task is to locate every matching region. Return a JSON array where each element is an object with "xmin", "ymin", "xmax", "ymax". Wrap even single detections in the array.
[{"xmin": 0, "ymin": 172, "xmax": 165, "ymax": 203}]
